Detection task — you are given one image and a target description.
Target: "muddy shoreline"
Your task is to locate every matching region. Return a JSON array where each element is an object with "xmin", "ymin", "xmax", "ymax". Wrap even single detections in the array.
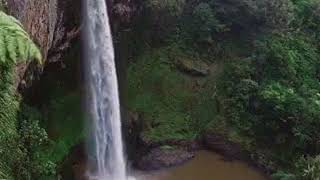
[{"xmin": 61, "ymin": 132, "xmax": 271, "ymax": 180}]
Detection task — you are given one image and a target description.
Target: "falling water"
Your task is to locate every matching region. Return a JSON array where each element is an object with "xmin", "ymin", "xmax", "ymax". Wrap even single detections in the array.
[{"xmin": 83, "ymin": 0, "xmax": 127, "ymax": 179}]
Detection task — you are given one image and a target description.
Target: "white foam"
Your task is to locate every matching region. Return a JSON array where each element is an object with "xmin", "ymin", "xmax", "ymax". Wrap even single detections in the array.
[{"xmin": 84, "ymin": 0, "xmax": 127, "ymax": 179}]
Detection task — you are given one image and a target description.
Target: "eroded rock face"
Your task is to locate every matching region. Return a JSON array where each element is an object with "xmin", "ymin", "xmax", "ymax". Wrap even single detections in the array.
[{"xmin": 7, "ymin": 0, "xmax": 80, "ymax": 62}]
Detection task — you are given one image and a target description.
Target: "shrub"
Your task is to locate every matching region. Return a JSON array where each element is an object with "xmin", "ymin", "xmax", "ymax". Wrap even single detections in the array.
[
  {"xmin": 261, "ymin": 0, "xmax": 294, "ymax": 31},
  {"xmin": 185, "ymin": 2, "xmax": 226, "ymax": 42},
  {"xmin": 218, "ymin": 33, "xmax": 320, "ymax": 160},
  {"xmin": 218, "ymin": 58, "xmax": 257, "ymax": 133},
  {"xmin": 145, "ymin": 0, "xmax": 185, "ymax": 17},
  {"xmin": 211, "ymin": 0, "xmax": 261, "ymax": 29},
  {"xmin": 15, "ymin": 105, "xmax": 56, "ymax": 180},
  {"xmin": 211, "ymin": 0, "xmax": 294, "ymax": 32},
  {"xmin": 293, "ymin": 0, "xmax": 320, "ymax": 39},
  {"xmin": 255, "ymin": 34, "xmax": 319, "ymax": 86},
  {"xmin": 142, "ymin": 0, "xmax": 186, "ymax": 42},
  {"xmin": 297, "ymin": 155, "xmax": 320, "ymax": 180},
  {"xmin": 274, "ymin": 155, "xmax": 320, "ymax": 180}
]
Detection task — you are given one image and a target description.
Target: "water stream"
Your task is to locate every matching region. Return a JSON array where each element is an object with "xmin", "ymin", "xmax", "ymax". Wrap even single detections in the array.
[{"xmin": 83, "ymin": 0, "xmax": 127, "ymax": 179}]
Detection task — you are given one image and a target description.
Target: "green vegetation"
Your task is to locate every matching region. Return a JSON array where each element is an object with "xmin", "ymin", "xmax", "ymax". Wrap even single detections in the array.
[
  {"xmin": 0, "ymin": 11, "xmax": 51, "ymax": 179},
  {"xmin": 1, "ymin": 0, "xmax": 320, "ymax": 179},
  {"xmin": 0, "ymin": 10, "xmax": 83, "ymax": 180},
  {"xmin": 0, "ymin": 0, "xmax": 7, "ymax": 12},
  {"xmin": 0, "ymin": 11, "xmax": 42, "ymax": 64},
  {"xmin": 127, "ymin": 0, "xmax": 320, "ymax": 179},
  {"xmin": 43, "ymin": 92, "xmax": 84, "ymax": 164},
  {"xmin": 128, "ymin": 47, "xmax": 216, "ymax": 141}
]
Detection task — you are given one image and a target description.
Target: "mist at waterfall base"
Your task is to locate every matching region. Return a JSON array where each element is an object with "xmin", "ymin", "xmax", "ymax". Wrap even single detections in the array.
[{"xmin": 82, "ymin": 0, "xmax": 134, "ymax": 179}]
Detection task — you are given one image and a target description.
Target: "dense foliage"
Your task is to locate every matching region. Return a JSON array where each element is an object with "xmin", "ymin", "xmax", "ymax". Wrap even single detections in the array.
[
  {"xmin": 0, "ymin": 11, "xmax": 54, "ymax": 179},
  {"xmin": 128, "ymin": 0, "xmax": 320, "ymax": 179}
]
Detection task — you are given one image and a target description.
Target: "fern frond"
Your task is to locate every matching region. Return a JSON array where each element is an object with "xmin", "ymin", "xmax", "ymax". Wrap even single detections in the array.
[
  {"xmin": 0, "ymin": 32, "xmax": 5, "ymax": 63},
  {"xmin": 0, "ymin": 11, "xmax": 42, "ymax": 65},
  {"xmin": 16, "ymin": 36, "xmax": 27, "ymax": 59},
  {"xmin": 5, "ymin": 34, "xmax": 17, "ymax": 63}
]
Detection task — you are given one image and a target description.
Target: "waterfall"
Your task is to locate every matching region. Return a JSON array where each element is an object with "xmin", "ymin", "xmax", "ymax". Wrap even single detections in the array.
[{"xmin": 83, "ymin": 0, "xmax": 128, "ymax": 179}]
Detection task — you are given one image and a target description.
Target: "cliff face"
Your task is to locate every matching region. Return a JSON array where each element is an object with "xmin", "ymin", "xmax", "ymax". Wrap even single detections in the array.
[
  {"xmin": 7, "ymin": 0, "xmax": 139, "ymax": 62},
  {"xmin": 6, "ymin": 0, "xmax": 80, "ymax": 90},
  {"xmin": 7, "ymin": 0, "xmax": 80, "ymax": 62},
  {"xmin": 6, "ymin": 0, "xmax": 139, "ymax": 91}
]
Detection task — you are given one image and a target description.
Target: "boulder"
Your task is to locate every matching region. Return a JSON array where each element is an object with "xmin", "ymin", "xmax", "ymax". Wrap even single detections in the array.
[
  {"xmin": 176, "ymin": 58, "xmax": 210, "ymax": 76},
  {"xmin": 60, "ymin": 142, "xmax": 88, "ymax": 180},
  {"xmin": 136, "ymin": 147, "xmax": 195, "ymax": 171}
]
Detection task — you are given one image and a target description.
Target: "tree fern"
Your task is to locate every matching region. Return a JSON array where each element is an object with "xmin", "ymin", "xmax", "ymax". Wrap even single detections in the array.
[
  {"xmin": 0, "ymin": 11, "xmax": 42, "ymax": 65},
  {"xmin": 0, "ymin": 11, "xmax": 42, "ymax": 179}
]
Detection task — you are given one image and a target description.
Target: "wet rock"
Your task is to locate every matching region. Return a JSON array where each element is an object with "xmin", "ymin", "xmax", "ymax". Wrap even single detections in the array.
[
  {"xmin": 136, "ymin": 147, "xmax": 195, "ymax": 171},
  {"xmin": 203, "ymin": 133, "xmax": 242, "ymax": 160},
  {"xmin": 60, "ymin": 142, "xmax": 88, "ymax": 180},
  {"xmin": 162, "ymin": 139, "xmax": 201, "ymax": 152},
  {"xmin": 176, "ymin": 58, "xmax": 210, "ymax": 76},
  {"xmin": 124, "ymin": 111, "xmax": 145, "ymax": 161}
]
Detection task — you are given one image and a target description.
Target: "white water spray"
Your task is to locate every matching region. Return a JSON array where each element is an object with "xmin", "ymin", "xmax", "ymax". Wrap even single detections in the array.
[{"xmin": 83, "ymin": 0, "xmax": 128, "ymax": 179}]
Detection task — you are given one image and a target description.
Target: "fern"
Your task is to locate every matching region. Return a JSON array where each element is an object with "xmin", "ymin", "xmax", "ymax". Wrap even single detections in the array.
[
  {"xmin": 0, "ymin": 11, "xmax": 42, "ymax": 65},
  {"xmin": 0, "ymin": 11, "xmax": 42, "ymax": 179}
]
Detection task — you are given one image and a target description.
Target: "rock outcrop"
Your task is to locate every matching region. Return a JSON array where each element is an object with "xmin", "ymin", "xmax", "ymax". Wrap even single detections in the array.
[
  {"xmin": 136, "ymin": 147, "xmax": 195, "ymax": 171},
  {"xmin": 203, "ymin": 133, "xmax": 242, "ymax": 160},
  {"xmin": 176, "ymin": 58, "xmax": 210, "ymax": 76}
]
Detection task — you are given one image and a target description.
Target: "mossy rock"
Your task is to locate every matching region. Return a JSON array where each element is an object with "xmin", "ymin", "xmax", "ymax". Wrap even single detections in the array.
[{"xmin": 176, "ymin": 58, "xmax": 210, "ymax": 76}]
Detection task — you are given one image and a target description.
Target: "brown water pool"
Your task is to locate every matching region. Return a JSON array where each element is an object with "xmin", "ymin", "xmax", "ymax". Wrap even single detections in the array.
[{"xmin": 138, "ymin": 150, "xmax": 267, "ymax": 180}]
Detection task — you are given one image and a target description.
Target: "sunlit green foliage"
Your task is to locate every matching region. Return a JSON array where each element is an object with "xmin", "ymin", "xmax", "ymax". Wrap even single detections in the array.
[
  {"xmin": 273, "ymin": 155, "xmax": 320, "ymax": 180},
  {"xmin": 297, "ymin": 155, "xmax": 320, "ymax": 180},
  {"xmin": 0, "ymin": 11, "xmax": 42, "ymax": 65}
]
